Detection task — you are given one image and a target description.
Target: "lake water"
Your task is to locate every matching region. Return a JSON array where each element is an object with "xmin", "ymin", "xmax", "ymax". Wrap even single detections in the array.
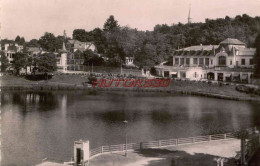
[{"xmin": 1, "ymin": 91, "xmax": 260, "ymax": 166}]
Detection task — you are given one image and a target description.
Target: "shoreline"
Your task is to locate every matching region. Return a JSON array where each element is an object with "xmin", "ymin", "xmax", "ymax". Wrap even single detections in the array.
[
  {"xmin": 1, "ymin": 83, "xmax": 260, "ymax": 102},
  {"xmin": 1, "ymin": 74, "xmax": 259, "ymax": 102}
]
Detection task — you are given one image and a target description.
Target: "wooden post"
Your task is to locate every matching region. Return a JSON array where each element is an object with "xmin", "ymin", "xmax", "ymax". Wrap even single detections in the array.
[
  {"xmin": 209, "ymin": 135, "xmax": 211, "ymax": 141},
  {"xmin": 241, "ymin": 138, "xmax": 246, "ymax": 165},
  {"xmin": 224, "ymin": 133, "xmax": 226, "ymax": 139},
  {"xmin": 177, "ymin": 138, "xmax": 179, "ymax": 145},
  {"xmin": 101, "ymin": 146, "xmax": 103, "ymax": 153},
  {"xmin": 193, "ymin": 137, "xmax": 195, "ymax": 143},
  {"xmin": 140, "ymin": 142, "xmax": 143, "ymax": 150},
  {"xmin": 158, "ymin": 140, "xmax": 161, "ymax": 147}
]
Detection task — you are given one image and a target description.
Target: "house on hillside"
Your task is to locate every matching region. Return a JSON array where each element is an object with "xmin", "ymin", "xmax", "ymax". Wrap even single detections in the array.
[
  {"xmin": 67, "ymin": 50, "xmax": 85, "ymax": 71},
  {"xmin": 25, "ymin": 47, "xmax": 42, "ymax": 56},
  {"xmin": 0, "ymin": 41, "xmax": 24, "ymax": 71},
  {"xmin": 155, "ymin": 38, "xmax": 255, "ymax": 83},
  {"xmin": 56, "ymin": 42, "xmax": 87, "ymax": 72},
  {"xmin": 66, "ymin": 40, "xmax": 96, "ymax": 53}
]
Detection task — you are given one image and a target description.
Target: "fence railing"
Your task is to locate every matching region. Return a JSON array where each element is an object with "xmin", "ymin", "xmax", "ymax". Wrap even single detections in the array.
[{"xmin": 89, "ymin": 132, "xmax": 236, "ymax": 159}]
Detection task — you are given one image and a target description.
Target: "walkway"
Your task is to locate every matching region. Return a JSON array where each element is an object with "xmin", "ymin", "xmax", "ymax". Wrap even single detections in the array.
[{"xmin": 89, "ymin": 139, "xmax": 240, "ymax": 166}]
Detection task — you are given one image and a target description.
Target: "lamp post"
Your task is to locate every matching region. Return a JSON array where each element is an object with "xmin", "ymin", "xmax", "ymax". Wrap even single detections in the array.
[{"xmin": 123, "ymin": 120, "xmax": 128, "ymax": 157}]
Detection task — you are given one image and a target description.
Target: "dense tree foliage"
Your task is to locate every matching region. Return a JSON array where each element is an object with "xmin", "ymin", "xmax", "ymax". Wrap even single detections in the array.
[
  {"xmin": 5, "ymin": 14, "xmax": 260, "ymax": 69},
  {"xmin": 254, "ymin": 33, "xmax": 260, "ymax": 78},
  {"xmin": 71, "ymin": 14, "xmax": 260, "ymax": 68},
  {"xmin": 15, "ymin": 36, "xmax": 25, "ymax": 45},
  {"xmin": 103, "ymin": 15, "xmax": 119, "ymax": 32},
  {"xmin": 82, "ymin": 50, "xmax": 104, "ymax": 66},
  {"xmin": 0, "ymin": 51, "xmax": 10, "ymax": 72},
  {"xmin": 38, "ymin": 32, "xmax": 58, "ymax": 52},
  {"xmin": 26, "ymin": 39, "xmax": 40, "ymax": 47},
  {"xmin": 34, "ymin": 53, "xmax": 57, "ymax": 72},
  {"xmin": 13, "ymin": 53, "xmax": 28, "ymax": 75}
]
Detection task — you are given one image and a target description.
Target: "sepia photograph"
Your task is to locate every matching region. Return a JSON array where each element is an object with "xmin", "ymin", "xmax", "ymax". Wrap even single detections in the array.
[{"xmin": 0, "ymin": 0, "xmax": 260, "ymax": 165}]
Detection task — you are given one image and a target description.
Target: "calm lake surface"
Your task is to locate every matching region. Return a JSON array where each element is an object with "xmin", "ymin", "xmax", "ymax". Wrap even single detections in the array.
[{"xmin": 1, "ymin": 91, "xmax": 260, "ymax": 166}]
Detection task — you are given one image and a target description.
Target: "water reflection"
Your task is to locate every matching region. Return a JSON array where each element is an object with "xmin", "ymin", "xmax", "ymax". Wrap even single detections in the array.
[
  {"xmin": 1, "ymin": 91, "xmax": 260, "ymax": 166},
  {"xmin": 151, "ymin": 110, "xmax": 173, "ymax": 123}
]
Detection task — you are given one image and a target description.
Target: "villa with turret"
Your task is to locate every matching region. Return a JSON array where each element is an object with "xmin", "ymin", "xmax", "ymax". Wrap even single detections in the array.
[{"xmin": 155, "ymin": 38, "xmax": 256, "ymax": 83}]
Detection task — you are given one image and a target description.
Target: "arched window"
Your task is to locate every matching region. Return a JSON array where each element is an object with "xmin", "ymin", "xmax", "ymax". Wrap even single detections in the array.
[{"xmin": 218, "ymin": 56, "xmax": 226, "ymax": 66}]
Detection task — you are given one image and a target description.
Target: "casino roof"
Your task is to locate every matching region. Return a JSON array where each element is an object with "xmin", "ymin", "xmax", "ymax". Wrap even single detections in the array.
[
  {"xmin": 220, "ymin": 38, "xmax": 246, "ymax": 45},
  {"xmin": 179, "ymin": 45, "xmax": 219, "ymax": 51}
]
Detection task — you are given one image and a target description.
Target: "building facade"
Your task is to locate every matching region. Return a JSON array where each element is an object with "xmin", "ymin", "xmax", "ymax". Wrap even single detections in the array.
[
  {"xmin": 155, "ymin": 38, "xmax": 255, "ymax": 83},
  {"xmin": 125, "ymin": 56, "xmax": 134, "ymax": 66},
  {"xmin": 1, "ymin": 42, "xmax": 23, "ymax": 64},
  {"xmin": 57, "ymin": 42, "xmax": 86, "ymax": 72}
]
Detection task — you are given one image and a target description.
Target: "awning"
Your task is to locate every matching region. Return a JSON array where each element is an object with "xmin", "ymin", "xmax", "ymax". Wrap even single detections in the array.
[
  {"xmin": 170, "ymin": 72, "xmax": 177, "ymax": 75},
  {"xmin": 233, "ymin": 73, "xmax": 240, "ymax": 77},
  {"xmin": 242, "ymin": 74, "xmax": 248, "ymax": 79},
  {"xmin": 225, "ymin": 73, "xmax": 231, "ymax": 77}
]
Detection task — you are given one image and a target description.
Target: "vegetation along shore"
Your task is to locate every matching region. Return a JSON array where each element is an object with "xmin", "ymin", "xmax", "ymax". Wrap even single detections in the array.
[{"xmin": 1, "ymin": 74, "xmax": 260, "ymax": 102}]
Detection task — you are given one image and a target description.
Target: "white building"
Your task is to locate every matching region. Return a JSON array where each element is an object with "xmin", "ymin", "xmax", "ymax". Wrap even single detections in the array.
[
  {"xmin": 0, "ymin": 42, "xmax": 24, "ymax": 71},
  {"xmin": 155, "ymin": 38, "xmax": 255, "ymax": 83},
  {"xmin": 57, "ymin": 42, "xmax": 68, "ymax": 72},
  {"xmin": 125, "ymin": 56, "xmax": 134, "ymax": 66}
]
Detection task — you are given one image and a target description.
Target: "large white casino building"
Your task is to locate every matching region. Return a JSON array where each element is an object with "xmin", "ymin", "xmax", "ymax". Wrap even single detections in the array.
[{"xmin": 155, "ymin": 38, "xmax": 256, "ymax": 83}]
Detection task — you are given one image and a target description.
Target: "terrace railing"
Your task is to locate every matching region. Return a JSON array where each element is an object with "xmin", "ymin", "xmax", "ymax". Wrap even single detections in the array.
[{"xmin": 89, "ymin": 132, "xmax": 237, "ymax": 159}]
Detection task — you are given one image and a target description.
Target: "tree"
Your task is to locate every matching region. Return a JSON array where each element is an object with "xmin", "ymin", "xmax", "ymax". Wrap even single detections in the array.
[
  {"xmin": 15, "ymin": 36, "xmax": 25, "ymax": 45},
  {"xmin": 103, "ymin": 15, "xmax": 119, "ymax": 32},
  {"xmin": 254, "ymin": 33, "xmax": 260, "ymax": 78},
  {"xmin": 38, "ymin": 32, "xmax": 58, "ymax": 52},
  {"xmin": 89, "ymin": 28, "xmax": 107, "ymax": 53},
  {"xmin": 0, "ymin": 51, "xmax": 10, "ymax": 72},
  {"xmin": 15, "ymin": 36, "xmax": 21, "ymax": 43},
  {"xmin": 13, "ymin": 53, "xmax": 28, "ymax": 75},
  {"xmin": 27, "ymin": 39, "xmax": 40, "ymax": 47},
  {"xmin": 83, "ymin": 50, "xmax": 104, "ymax": 66},
  {"xmin": 73, "ymin": 29, "xmax": 87, "ymax": 42},
  {"xmin": 35, "ymin": 53, "xmax": 57, "ymax": 72}
]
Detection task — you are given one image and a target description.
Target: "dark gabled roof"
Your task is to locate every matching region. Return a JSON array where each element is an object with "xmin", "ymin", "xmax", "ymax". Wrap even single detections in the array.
[
  {"xmin": 68, "ymin": 39, "xmax": 86, "ymax": 45},
  {"xmin": 27, "ymin": 47, "xmax": 41, "ymax": 52},
  {"xmin": 177, "ymin": 45, "xmax": 219, "ymax": 51},
  {"xmin": 220, "ymin": 38, "xmax": 245, "ymax": 45},
  {"xmin": 7, "ymin": 45, "xmax": 17, "ymax": 52}
]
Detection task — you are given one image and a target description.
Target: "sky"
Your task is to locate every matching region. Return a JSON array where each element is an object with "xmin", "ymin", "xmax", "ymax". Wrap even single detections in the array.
[{"xmin": 0, "ymin": 0, "xmax": 260, "ymax": 41}]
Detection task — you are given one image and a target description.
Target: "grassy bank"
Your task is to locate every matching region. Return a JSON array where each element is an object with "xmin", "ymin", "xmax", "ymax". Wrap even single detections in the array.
[{"xmin": 1, "ymin": 75, "xmax": 260, "ymax": 101}]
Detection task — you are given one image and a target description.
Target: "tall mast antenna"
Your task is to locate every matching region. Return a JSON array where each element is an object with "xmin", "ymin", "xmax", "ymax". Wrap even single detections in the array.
[{"xmin": 188, "ymin": 4, "xmax": 192, "ymax": 24}]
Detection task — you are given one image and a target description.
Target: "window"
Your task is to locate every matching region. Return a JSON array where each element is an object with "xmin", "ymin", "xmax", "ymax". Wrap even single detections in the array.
[
  {"xmin": 175, "ymin": 58, "xmax": 179, "ymax": 65},
  {"xmin": 186, "ymin": 58, "xmax": 190, "ymax": 65},
  {"xmin": 230, "ymin": 60, "xmax": 232, "ymax": 65},
  {"xmin": 199, "ymin": 58, "xmax": 204, "ymax": 66},
  {"xmin": 180, "ymin": 58, "xmax": 184, "ymax": 65},
  {"xmin": 180, "ymin": 72, "xmax": 186, "ymax": 78},
  {"xmin": 193, "ymin": 58, "xmax": 198, "ymax": 65},
  {"xmin": 250, "ymin": 59, "xmax": 253, "ymax": 65},
  {"xmin": 218, "ymin": 56, "xmax": 226, "ymax": 66},
  {"xmin": 211, "ymin": 59, "xmax": 213, "ymax": 65},
  {"xmin": 241, "ymin": 59, "xmax": 245, "ymax": 65},
  {"xmin": 205, "ymin": 58, "xmax": 209, "ymax": 65}
]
